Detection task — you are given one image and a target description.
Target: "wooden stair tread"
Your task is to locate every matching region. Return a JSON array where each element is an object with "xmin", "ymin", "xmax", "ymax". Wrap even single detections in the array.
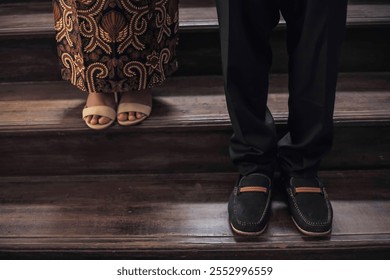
[
  {"xmin": 0, "ymin": 2, "xmax": 217, "ymax": 36},
  {"xmin": 1, "ymin": 2, "xmax": 390, "ymax": 37},
  {"xmin": 0, "ymin": 73, "xmax": 389, "ymax": 133},
  {"xmin": 1, "ymin": 73, "xmax": 389, "ymax": 176},
  {"xmin": 0, "ymin": 0, "xmax": 388, "ymax": 259},
  {"xmin": 0, "ymin": 170, "xmax": 389, "ymax": 258}
]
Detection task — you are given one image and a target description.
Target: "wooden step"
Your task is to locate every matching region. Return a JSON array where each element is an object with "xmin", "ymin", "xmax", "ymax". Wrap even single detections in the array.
[
  {"xmin": 0, "ymin": 2, "xmax": 389, "ymax": 82},
  {"xmin": 1, "ymin": 1, "xmax": 389, "ymax": 37},
  {"xmin": 0, "ymin": 1, "xmax": 218, "ymax": 37},
  {"xmin": 0, "ymin": 170, "xmax": 389, "ymax": 259},
  {"xmin": 1, "ymin": 73, "xmax": 390, "ymax": 176}
]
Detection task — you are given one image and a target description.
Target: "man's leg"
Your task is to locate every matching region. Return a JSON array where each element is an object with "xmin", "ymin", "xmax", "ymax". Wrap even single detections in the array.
[
  {"xmin": 216, "ymin": 0, "xmax": 280, "ymax": 234},
  {"xmin": 216, "ymin": 0, "xmax": 280, "ymax": 177},
  {"xmin": 278, "ymin": 0, "xmax": 348, "ymax": 177},
  {"xmin": 278, "ymin": 0, "xmax": 348, "ymax": 235}
]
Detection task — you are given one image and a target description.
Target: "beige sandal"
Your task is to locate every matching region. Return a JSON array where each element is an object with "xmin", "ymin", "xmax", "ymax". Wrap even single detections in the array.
[
  {"xmin": 117, "ymin": 91, "xmax": 152, "ymax": 126},
  {"xmin": 82, "ymin": 92, "xmax": 117, "ymax": 130}
]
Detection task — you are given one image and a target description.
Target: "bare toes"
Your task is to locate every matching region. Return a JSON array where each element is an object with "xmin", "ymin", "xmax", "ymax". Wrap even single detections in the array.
[
  {"xmin": 91, "ymin": 115, "xmax": 99, "ymax": 125},
  {"xmin": 136, "ymin": 112, "xmax": 145, "ymax": 119},
  {"xmin": 117, "ymin": 112, "xmax": 128, "ymax": 122},
  {"xmin": 98, "ymin": 116, "xmax": 111, "ymax": 125},
  {"xmin": 128, "ymin": 112, "xmax": 136, "ymax": 121},
  {"xmin": 85, "ymin": 115, "xmax": 93, "ymax": 124}
]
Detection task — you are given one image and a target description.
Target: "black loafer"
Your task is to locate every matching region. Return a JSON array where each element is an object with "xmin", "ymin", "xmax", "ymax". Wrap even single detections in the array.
[
  {"xmin": 228, "ymin": 173, "xmax": 272, "ymax": 235},
  {"xmin": 284, "ymin": 176, "xmax": 333, "ymax": 236}
]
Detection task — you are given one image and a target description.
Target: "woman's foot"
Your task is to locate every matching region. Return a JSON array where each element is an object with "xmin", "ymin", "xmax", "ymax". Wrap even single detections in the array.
[
  {"xmin": 83, "ymin": 92, "xmax": 117, "ymax": 129},
  {"xmin": 117, "ymin": 89, "xmax": 152, "ymax": 125}
]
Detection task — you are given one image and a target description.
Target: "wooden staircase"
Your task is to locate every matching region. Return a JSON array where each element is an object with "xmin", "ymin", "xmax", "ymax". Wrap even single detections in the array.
[{"xmin": 0, "ymin": 0, "xmax": 389, "ymax": 259}]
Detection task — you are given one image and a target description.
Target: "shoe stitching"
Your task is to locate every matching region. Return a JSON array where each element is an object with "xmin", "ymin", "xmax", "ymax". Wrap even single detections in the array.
[
  {"xmin": 288, "ymin": 176, "xmax": 331, "ymax": 227},
  {"xmin": 287, "ymin": 188, "xmax": 332, "ymax": 227}
]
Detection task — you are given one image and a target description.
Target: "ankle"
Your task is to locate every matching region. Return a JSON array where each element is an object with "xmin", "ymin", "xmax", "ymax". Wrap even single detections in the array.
[{"xmin": 86, "ymin": 92, "xmax": 116, "ymax": 107}]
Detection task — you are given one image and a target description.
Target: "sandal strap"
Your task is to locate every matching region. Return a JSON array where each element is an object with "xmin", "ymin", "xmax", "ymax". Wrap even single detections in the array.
[
  {"xmin": 117, "ymin": 103, "xmax": 151, "ymax": 116},
  {"xmin": 82, "ymin": 106, "xmax": 116, "ymax": 120}
]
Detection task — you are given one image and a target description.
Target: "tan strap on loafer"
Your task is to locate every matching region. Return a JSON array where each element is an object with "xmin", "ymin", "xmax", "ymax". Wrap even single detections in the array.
[
  {"xmin": 295, "ymin": 187, "xmax": 322, "ymax": 193},
  {"xmin": 240, "ymin": 186, "xmax": 268, "ymax": 193}
]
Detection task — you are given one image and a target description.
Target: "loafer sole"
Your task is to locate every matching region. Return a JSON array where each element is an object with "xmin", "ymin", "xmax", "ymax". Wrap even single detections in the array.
[
  {"xmin": 230, "ymin": 222, "xmax": 268, "ymax": 236},
  {"xmin": 291, "ymin": 216, "xmax": 332, "ymax": 236}
]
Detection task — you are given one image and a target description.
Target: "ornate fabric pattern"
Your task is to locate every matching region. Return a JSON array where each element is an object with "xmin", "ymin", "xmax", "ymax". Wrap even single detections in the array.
[{"xmin": 53, "ymin": 0, "xmax": 179, "ymax": 93}]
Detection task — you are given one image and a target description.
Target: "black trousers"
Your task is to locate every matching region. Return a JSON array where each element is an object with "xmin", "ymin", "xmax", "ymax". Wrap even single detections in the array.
[{"xmin": 216, "ymin": 0, "xmax": 348, "ymax": 178}]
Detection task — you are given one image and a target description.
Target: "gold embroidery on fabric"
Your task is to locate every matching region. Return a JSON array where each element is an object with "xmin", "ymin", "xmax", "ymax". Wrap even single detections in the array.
[
  {"xmin": 86, "ymin": 63, "xmax": 109, "ymax": 93},
  {"xmin": 158, "ymin": 48, "xmax": 171, "ymax": 81},
  {"xmin": 124, "ymin": 61, "xmax": 147, "ymax": 90},
  {"xmin": 54, "ymin": 0, "xmax": 75, "ymax": 47},
  {"xmin": 61, "ymin": 53, "xmax": 77, "ymax": 84},
  {"xmin": 118, "ymin": 0, "xmax": 149, "ymax": 53},
  {"xmin": 77, "ymin": 0, "xmax": 112, "ymax": 54},
  {"xmin": 99, "ymin": 10, "xmax": 128, "ymax": 43},
  {"xmin": 53, "ymin": 0, "xmax": 179, "ymax": 93},
  {"xmin": 155, "ymin": 0, "xmax": 171, "ymax": 43}
]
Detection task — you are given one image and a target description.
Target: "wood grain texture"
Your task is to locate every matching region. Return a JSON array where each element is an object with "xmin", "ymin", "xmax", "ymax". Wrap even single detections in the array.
[
  {"xmin": 1, "ymin": 9, "xmax": 390, "ymax": 81},
  {"xmin": 0, "ymin": 0, "xmax": 389, "ymax": 260},
  {"xmin": 0, "ymin": 74, "xmax": 390, "ymax": 176},
  {"xmin": 0, "ymin": 2, "xmax": 219, "ymax": 37},
  {"xmin": 1, "ymin": 2, "xmax": 390, "ymax": 37},
  {"xmin": 1, "ymin": 74, "xmax": 390, "ymax": 131},
  {"xmin": 0, "ymin": 170, "xmax": 389, "ymax": 259}
]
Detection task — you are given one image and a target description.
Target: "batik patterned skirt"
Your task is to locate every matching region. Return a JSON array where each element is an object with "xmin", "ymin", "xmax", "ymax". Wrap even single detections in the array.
[{"xmin": 52, "ymin": 0, "xmax": 179, "ymax": 93}]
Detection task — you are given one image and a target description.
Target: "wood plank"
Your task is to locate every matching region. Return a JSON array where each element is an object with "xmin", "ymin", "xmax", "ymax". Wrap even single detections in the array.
[
  {"xmin": 0, "ymin": 2, "xmax": 219, "ymax": 37},
  {"xmin": 0, "ymin": 170, "xmax": 389, "ymax": 259},
  {"xmin": 1, "ymin": 3, "xmax": 390, "ymax": 37},
  {"xmin": 1, "ymin": 73, "xmax": 390, "ymax": 132},
  {"xmin": 347, "ymin": 5, "xmax": 390, "ymax": 26},
  {"xmin": 0, "ymin": 74, "xmax": 390, "ymax": 176},
  {"xmin": 1, "ymin": 3, "xmax": 389, "ymax": 82},
  {"xmin": 2, "ymin": 30, "xmax": 389, "ymax": 82}
]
